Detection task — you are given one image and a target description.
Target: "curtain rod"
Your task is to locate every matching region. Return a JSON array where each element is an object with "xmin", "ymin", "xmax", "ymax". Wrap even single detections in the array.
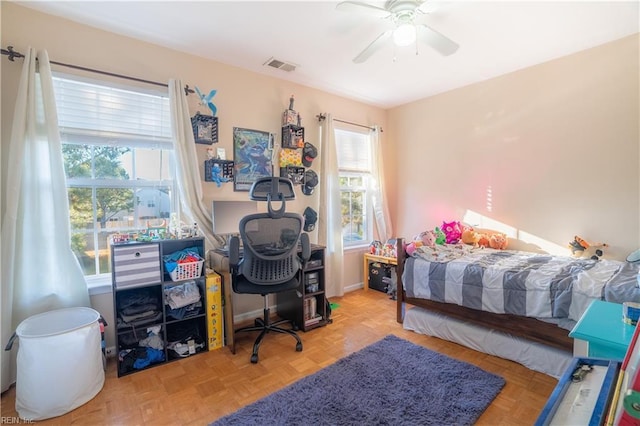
[
  {"xmin": 1, "ymin": 45, "xmax": 195, "ymax": 96},
  {"xmin": 316, "ymin": 113, "xmax": 382, "ymax": 133}
]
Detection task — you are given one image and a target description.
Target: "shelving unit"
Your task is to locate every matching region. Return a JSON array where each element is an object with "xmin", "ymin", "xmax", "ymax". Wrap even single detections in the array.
[
  {"xmin": 363, "ymin": 253, "xmax": 397, "ymax": 292},
  {"xmin": 111, "ymin": 237, "xmax": 208, "ymax": 377},
  {"xmin": 276, "ymin": 245, "xmax": 327, "ymax": 331}
]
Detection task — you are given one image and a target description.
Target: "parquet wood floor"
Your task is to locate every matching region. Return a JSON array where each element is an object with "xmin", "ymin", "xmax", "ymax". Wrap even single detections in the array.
[{"xmin": 1, "ymin": 289, "xmax": 558, "ymax": 425}]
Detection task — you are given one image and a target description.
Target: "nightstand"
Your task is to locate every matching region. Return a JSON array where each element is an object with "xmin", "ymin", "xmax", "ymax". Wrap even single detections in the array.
[{"xmin": 569, "ymin": 299, "xmax": 635, "ymax": 360}]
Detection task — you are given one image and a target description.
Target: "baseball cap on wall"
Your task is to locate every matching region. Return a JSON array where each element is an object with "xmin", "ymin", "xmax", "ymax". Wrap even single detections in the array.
[
  {"xmin": 302, "ymin": 170, "xmax": 318, "ymax": 196},
  {"xmin": 302, "ymin": 142, "xmax": 317, "ymax": 167},
  {"xmin": 303, "ymin": 207, "xmax": 318, "ymax": 232}
]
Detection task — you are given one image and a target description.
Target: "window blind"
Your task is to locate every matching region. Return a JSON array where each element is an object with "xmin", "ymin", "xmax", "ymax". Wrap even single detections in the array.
[
  {"xmin": 335, "ymin": 128, "xmax": 371, "ymax": 172},
  {"xmin": 52, "ymin": 76, "xmax": 172, "ymax": 148}
]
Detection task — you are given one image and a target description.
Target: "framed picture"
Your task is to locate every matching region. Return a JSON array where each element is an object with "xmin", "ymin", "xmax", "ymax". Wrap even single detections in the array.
[{"xmin": 233, "ymin": 127, "xmax": 274, "ymax": 191}]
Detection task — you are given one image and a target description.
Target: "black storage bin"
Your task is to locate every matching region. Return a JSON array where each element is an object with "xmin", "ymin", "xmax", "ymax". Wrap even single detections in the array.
[{"xmin": 369, "ymin": 262, "xmax": 392, "ymax": 293}]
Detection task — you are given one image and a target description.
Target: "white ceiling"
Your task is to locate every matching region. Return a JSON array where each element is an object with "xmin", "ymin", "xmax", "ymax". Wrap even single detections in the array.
[{"xmin": 15, "ymin": 1, "xmax": 640, "ymax": 108}]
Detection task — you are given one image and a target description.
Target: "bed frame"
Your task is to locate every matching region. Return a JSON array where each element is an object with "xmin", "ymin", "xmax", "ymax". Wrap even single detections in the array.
[{"xmin": 394, "ymin": 238, "xmax": 574, "ymax": 353}]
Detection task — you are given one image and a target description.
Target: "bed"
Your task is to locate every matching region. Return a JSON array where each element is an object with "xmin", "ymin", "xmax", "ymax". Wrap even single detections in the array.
[{"xmin": 395, "ymin": 237, "xmax": 640, "ymax": 352}]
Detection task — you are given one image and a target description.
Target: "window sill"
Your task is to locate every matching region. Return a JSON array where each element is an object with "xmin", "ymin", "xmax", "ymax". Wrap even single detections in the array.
[
  {"xmin": 343, "ymin": 243, "xmax": 369, "ymax": 252},
  {"xmin": 86, "ymin": 275, "xmax": 112, "ymax": 296}
]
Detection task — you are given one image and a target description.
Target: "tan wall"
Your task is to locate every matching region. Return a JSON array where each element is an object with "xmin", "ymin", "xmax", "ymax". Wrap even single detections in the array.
[
  {"xmin": 4, "ymin": 2, "xmax": 638, "ymax": 349},
  {"xmin": 1, "ymin": 3, "xmax": 388, "ymax": 348},
  {"xmin": 388, "ymin": 34, "xmax": 640, "ymax": 261}
]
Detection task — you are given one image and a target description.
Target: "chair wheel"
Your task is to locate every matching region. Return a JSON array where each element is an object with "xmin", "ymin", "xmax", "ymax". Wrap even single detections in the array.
[
  {"xmin": 250, "ymin": 353, "xmax": 259, "ymax": 363},
  {"xmin": 296, "ymin": 342, "xmax": 303, "ymax": 352}
]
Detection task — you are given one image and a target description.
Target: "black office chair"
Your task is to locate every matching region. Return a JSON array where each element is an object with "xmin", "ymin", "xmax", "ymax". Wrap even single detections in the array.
[{"xmin": 228, "ymin": 177, "xmax": 310, "ymax": 363}]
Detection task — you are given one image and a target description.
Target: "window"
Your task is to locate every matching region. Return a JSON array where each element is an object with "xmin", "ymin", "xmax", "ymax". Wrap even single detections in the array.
[
  {"xmin": 335, "ymin": 128, "xmax": 372, "ymax": 246},
  {"xmin": 53, "ymin": 75, "xmax": 174, "ymax": 277}
]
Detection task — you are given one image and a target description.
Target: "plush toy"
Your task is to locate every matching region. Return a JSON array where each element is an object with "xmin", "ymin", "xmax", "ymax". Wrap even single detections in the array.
[
  {"xmin": 461, "ymin": 226, "xmax": 508, "ymax": 249},
  {"xmin": 441, "ymin": 220, "xmax": 463, "ymax": 244},
  {"xmin": 405, "ymin": 231, "xmax": 436, "ymax": 256},
  {"xmin": 419, "ymin": 230, "xmax": 436, "ymax": 248},
  {"xmin": 489, "ymin": 233, "xmax": 508, "ymax": 250},
  {"xmin": 433, "ymin": 227, "xmax": 446, "ymax": 245},
  {"xmin": 461, "ymin": 228, "xmax": 480, "ymax": 246},
  {"xmin": 477, "ymin": 233, "xmax": 491, "ymax": 248},
  {"xmin": 569, "ymin": 236, "xmax": 608, "ymax": 260},
  {"xmin": 210, "ymin": 163, "xmax": 229, "ymax": 187}
]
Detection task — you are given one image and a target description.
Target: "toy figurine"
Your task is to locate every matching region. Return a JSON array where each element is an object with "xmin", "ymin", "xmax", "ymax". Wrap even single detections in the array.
[
  {"xmin": 211, "ymin": 163, "xmax": 229, "ymax": 187},
  {"xmin": 195, "ymin": 86, "xmax": 217, "ymax": 116}
]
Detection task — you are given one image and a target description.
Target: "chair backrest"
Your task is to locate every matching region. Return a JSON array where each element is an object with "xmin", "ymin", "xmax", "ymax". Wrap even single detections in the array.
[
  {"xmin": 237, "ymin": 212, "xmax": 304, "ymax": 285},
  {"xmin": 231, "ymin": 177, "xmax": 310, "ymax": 287}
]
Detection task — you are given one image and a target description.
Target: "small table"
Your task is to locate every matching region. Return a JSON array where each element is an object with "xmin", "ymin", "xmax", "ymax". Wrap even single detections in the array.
[
  {"xmin": 363, "ymin": 253, "xmax": 397, "ymax": 291},
  {"xmin": 569, "ymin": 299, "xmax": 635, "ymax": 360}
]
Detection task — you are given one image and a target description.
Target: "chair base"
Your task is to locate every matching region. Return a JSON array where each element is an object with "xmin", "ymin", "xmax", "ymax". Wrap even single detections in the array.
[{"xmin": 235, "ymin": 305, "xmax": 303, "ymax": 364}]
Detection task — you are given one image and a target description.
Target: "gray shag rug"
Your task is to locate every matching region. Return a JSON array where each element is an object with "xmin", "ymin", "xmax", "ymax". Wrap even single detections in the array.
[{"xmin": 211, "ymin": 334, "xmax": 505, "ymax": 425}]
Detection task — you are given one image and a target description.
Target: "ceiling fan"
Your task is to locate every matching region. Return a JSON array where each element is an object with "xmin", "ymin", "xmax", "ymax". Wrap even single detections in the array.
[{"xmin": 336, "ymin": 0, "xmax": 459, "ymax": 63}]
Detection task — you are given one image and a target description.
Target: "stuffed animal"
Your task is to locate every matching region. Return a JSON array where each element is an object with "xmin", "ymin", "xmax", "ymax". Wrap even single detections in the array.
[
  {"xmin": 461, "ymin": 226, "xmax": 508, "ymax": 249},
  {"xmin": 419, "ymin": 230, "xmax": 436, "ymax": 248},
  {"xmin": 477, "ymin": 233, "xmax": 491, "ymax": 248},
  {"xmin": 433, "ymin": 227, "xmax": 446, "ymax": 245},
  {"xmin": 569, "ymin": 236, "xmax": 608, "ymax": 260},
  {"xmin": 461, "ymin": 228, "xmax": 480, "ymax": 246},
  {"xmin": 489, "ymin": 233, "xmax": 508, "ymax": 250},
  {"xmin": 441, "ymin": 220, "xmax": 463, "ymax": 244},
  {"xmin": 405, "ymin": 231, "xmax": 436, "ymax": 256}
]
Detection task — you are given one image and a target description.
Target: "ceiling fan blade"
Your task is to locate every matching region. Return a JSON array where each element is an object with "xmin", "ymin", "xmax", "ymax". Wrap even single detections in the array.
[
  {"xmin": 353, "ymin": 29, "xmax": 393, "ymax": 63},
  {"xmin": 417, "ymin": 24, "xmax": 459, "ymax": 56},
  {"xmin": 416, "ymin": 1, "xmax": 442, "ymax": 15},
  {"xmin": 336, "ymin": 1, "xmax": 391, "ymax": 18}
]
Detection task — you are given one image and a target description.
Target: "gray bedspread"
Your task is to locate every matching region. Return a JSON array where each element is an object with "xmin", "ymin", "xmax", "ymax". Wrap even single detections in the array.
[{"xmin": 402, "ymin": 246, "xmax": 640, "ymax": 325}]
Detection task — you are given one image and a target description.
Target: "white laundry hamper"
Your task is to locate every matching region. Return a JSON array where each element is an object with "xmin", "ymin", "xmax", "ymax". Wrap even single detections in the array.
[{"xmin": 11, "ymin": 307, "xmax": 105, "ymax": 420}]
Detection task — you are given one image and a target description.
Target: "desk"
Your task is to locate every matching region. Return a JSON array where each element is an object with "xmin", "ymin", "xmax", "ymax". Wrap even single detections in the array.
[
  {"xmin": 569, "ymin": 299, "xmax": 635, "ymax": 360},
  {"xmin": 209, "ymin": 244, "xmax": 326, "ymax": 354},
  {"xmin": 363, "ymin": 253, "xmax": 397, "ymax": 291}
]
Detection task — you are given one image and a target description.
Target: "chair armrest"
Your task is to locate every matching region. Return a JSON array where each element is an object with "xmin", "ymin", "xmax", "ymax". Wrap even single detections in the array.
[
  {"xmin": 300, "ymin": 232, "xmax": 311, "ymax": 265},
  {"xmin": 229, "ymin": 235, "xmax": 241, "ymax": 270}
]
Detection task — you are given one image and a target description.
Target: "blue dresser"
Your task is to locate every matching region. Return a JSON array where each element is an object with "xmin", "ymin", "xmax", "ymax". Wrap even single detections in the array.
[
  {"xmin": 536, "ymin": 306, "xmax": 640, "ymax": 425},
  {"xmin": 569, "ymin": 299, "xmax": 635, "ymax": 360}
]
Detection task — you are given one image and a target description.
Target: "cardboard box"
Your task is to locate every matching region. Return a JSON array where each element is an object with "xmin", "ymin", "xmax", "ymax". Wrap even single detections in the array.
[{"xmin": 206, "ymin": 272, "xmax": 224, "ymax": 351}]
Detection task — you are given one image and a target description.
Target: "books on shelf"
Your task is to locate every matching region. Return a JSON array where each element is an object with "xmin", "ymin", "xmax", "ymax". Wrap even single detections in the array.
[
  {"xmin": 305, "ymin": 315, "xmax": 322, "ymax": 327},
  {"xmin": 304, "ymin": 297, "xmax": 323, "ymax": 327},
  {"xmin": 304, "ymin": 297, "xmax": 316, "ymax": 320}
]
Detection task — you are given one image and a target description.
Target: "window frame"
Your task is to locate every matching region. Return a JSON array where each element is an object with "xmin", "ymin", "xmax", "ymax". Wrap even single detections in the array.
[
  {"xmin": 53, "ymin": 73, "xmax": 177, "ymax": 288},
  {"xmin": 335, "ymin": 127, "xmax": 373, "ymax": 248}
]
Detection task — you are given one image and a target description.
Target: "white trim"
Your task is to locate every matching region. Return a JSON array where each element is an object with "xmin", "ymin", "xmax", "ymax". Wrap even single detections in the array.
[{"xmin": 86, "ymin": 275, "xmax": 113, "ymax": 296}]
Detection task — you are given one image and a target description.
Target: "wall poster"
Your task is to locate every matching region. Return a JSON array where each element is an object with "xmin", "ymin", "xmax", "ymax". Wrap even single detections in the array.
[{"xmin": 233, "ymin": 127, "xmax": 274, "ymax": 191}]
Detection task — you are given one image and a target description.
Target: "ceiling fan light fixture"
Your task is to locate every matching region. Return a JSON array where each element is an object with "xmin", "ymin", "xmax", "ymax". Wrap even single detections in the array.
[{"xmin": 393, "ymin": 23, "xmax": 416, "ymax": 47}]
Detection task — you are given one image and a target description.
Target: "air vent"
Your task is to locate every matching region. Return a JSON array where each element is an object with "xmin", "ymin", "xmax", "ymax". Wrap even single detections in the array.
[{"xmin": 264, "ymin": 57, "xmax": 297, "ymax": 72}]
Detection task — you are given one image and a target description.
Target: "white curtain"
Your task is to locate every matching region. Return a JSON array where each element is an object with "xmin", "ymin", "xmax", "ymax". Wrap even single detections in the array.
[
  {"xmin": 168, "ymin": 79, "xmax": 216, "ymax": 251},
  {"xmin": 318, "ymin": 114, "xmax": 344, "ymax": 298},
  {"xmin": 369, "ymin": 125, "xmax": 393, "ymax": 241},
  {"xmin": 1, "ymin": 48, "xmax": 90, "ymax": 392}
]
